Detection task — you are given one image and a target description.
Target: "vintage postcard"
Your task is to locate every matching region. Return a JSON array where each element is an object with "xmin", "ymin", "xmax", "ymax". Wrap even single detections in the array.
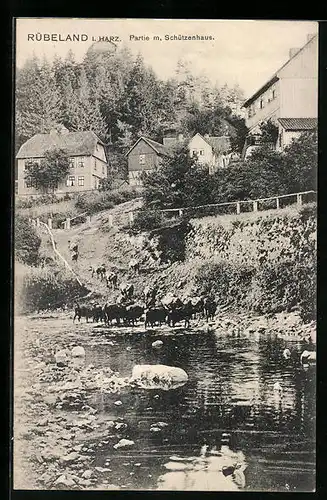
[{"xmin": 13, "ymin": 18, "xmax": 317, "ymax": 492}]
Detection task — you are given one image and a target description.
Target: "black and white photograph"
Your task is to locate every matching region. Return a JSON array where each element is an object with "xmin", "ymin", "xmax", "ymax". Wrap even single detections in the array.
[{"xmin": 13, "ymin": 18, "xmax": 317, "ymax": 492}]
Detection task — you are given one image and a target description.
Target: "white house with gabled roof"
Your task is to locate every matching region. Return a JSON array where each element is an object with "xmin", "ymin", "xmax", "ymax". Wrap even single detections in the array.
[{"xmin": 16, "ymin": 127, "xmax": 109, "ymax": 196}]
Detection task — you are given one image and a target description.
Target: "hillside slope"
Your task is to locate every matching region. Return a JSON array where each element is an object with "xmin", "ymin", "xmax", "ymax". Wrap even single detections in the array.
[{"xmin": 40, "ymin": 201, "xmax": 316, "ymax": 323}]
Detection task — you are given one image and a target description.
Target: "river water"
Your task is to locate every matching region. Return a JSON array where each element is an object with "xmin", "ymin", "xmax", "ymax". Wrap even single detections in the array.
[{"xmin": 82, "ymin": 327, "xmax": 315, "ymax": 492}]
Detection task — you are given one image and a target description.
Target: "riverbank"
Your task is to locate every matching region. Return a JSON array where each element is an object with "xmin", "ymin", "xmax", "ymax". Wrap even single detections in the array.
[{"xmin": 13, "ymin": 310, "xmax": 315, "ymax": 491}]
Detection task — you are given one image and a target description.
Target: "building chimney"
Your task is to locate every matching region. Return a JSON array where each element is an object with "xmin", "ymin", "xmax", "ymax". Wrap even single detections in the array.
[
  {"xmin": 204, "ymin": 133, "xmax": 210, "ymax": 139},
  {"xmin": 289, "ymin": 48, "xmax": 300, "ymax": 59}
]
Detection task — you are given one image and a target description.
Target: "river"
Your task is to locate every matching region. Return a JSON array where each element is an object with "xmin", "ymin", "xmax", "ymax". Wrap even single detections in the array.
[{"xmin": 14, "ymin": 316, "xmax": 316, "ymax": 492}]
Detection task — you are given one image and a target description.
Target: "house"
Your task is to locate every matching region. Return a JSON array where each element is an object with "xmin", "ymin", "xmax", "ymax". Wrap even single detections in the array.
[
  {"xmin": 16, "ymin": 127, "xmax": 108, "ymax": 196},
  {"xmin": 126, "ymin": 136, "xmax": 171, "ymax": 186},
  {"xmin": 242, "ymin": 33, "xmax": 318, "ymax": 149},
  {"xmin": 276, "ymin": 117, "xmax": 317, "ymax": 151},
  {"xmin": 188, "ymin": 133, "xmax": 232, "ymax": 174}
]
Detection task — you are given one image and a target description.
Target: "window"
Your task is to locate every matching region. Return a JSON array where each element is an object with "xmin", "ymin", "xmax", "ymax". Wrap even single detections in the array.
[
  {"xmin": 199, "ymin": 150, "xmax": 204, "ymax": 156},
  {"xmin": 78, "ymin": 176, "xmax": 84, "ymax": 186},
  {"xmin": 192, "ymin": 150, "xmax": 198, "ymax": 157},
  {"xmin": 67, "ymin": 176, "xmax": 75, "ymax": 187},
  {"xmin": 139, "ymin": 154, "xmax": 145, "ymax": 165},
  {"xmin": 94, "ymin": 158, "xmax": 97, "ymax": 170},
  {"xmin": 102, "ymin": 165, "xmax": 105, "ymax": 175},
  {"xmin": 78, "ymin": 157, "xmax": 85, "ymax": 168},
  {"xmin": 272, "ymin": 89, "xmax": 276, "ymax": 100},
  {"xmin": 69, "ymin": 157, "xmax": 75, "ymax": 168},
  {"xmin": 24, "ymin": 177, "xmax": 37, "ymax": 188},
  {"xmin": 25, "ymin": 158, "xmax": 40, "ymax": 169},
  {"xmin": 260, "ymin": 99, "xmax": 264, "ymax": 109}
]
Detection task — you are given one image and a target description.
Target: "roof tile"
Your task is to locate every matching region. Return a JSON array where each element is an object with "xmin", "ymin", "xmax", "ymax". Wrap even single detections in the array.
[
  {"xmin": 16, "ymin": 130, "xmax": 105, "ymax": 159},
  {"xmin": 278, "ymin": 118, "xmax": 318, "ymax": 131}
]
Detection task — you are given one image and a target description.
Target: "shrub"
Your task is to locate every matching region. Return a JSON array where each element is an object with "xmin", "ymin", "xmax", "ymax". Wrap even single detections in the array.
[
  {"xmin": 130, "ymin": 208, "xmax": 167, "ymax": 232},
  {"xmin": 149, "ymin": 219, "xmax": 191, "ymax": 263},
  {"xmin": 74, "ymin": 186, "xmax": 140, "ymax": 215},
  {"xmin": 15, "ymin": 214, "xmax": 41, "ymax": 266},
  {"xmin": 16, "ymin": 263, "xmax": 89, "ymax": 313}
]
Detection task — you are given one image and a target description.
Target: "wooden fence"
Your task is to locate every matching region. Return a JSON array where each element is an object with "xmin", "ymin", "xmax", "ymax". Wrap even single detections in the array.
[
  {"xmin": 157, "ymin": 190, "xmax": 316, "ymax": 219},
  {"xmin": 29, "ymin": 190, "xmax": 316, "ymax": 231}
]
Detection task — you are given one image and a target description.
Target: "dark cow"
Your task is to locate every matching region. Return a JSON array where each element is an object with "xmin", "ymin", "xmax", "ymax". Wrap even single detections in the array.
[
  {"xmin": 191, "ymin": 296, "xmax": 205, "ymax": 318},
  {"xmin": 128, "ymin": 258, "xmax": 140, "ymax": 274},
  {"xmin": 166, "ymin": 302, "xmax": 194, "ymax": 328},
  {"xmin": 106, "ymin": 271, "xmax": 118, "ymax": 290},
  {"xmin": 89, "ymin": 265, "xmax": 97, "ymax": 278},
  {"xmin": 73, "ymin": 304, "xmax": 93, "ymax": 323},
  {"xmin": 103, "ymin": 303, "xmax": 126, "ymax": 325},
  {"xmin": 96, "ymin": 264, "xmax": 107, "ymax": 281},
  {"xmin": 92, "ymin": 304, "xmax": 105, "ymax": 323},
  {"xmin": 120, "ymin": 283, "xmax": 134, "ymax": 301},
  {"xmin": 72, "ymin": 251, "xmax": 79, "ymax": 263},
  {"xmin": 145, "ymin": 307, "xmax": 167, "ymax": 328},
  {"xmin": 203, "ymin": 297, "xmax": 217, "ymax": 321},
  {"xmin": 124, "ymin": 304, "xmax": 144, "ymax": 326}
]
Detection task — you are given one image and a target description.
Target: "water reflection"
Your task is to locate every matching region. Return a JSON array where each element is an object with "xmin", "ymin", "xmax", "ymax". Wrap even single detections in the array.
[
  {"xmin": 157, "ymin": 444, "xmax": 247, "ymax": 491},
  {"xmin": 84, "ymin": 328, "xmax": 315, "ymax": 491}
]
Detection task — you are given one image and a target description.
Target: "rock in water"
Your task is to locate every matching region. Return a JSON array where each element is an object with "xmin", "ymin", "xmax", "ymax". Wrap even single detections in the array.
[
  {"xmin": 71, "ymin": 346, "xmax": 86, "ymax": 358},
  {"xmin": 55, "ymin": 350, "xmax": 69, "ymax": 366},
  {"xmin": 282, "ymin": 348, "xmax": 291, "ymax": 360},
  {"xmin": 300, "ymin": 350, "xmax": 316, "ymax": 364},
  {"xmin": 131, "ymin": 364, "xmax": 188, "ymax": 390},
  {"xmin": 152, "ymin": 340, "xmax": 163, "ymax": 348},
  {"xmin": 113, "ymin": 439, "xmax": 135, "ymax": 450}
]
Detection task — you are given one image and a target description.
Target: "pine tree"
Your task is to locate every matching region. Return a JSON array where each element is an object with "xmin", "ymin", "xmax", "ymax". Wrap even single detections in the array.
[{"xmin": 16, "ymin": 56, "xmax": 62, "ymax": 142}]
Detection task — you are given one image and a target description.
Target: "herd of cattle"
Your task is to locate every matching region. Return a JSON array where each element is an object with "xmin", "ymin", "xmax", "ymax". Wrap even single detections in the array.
[
  {"xmin": 74, "ymin": 282, "xmax": 217, "ymax": 329},
  {"xmin": 89, "ymin": 259, "xmax": 140, "ymax": 289}
]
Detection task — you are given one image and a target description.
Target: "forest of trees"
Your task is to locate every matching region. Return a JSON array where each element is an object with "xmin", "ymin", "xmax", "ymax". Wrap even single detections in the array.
[{"xmin": 15, "ymin": 45, "xmax": 248, "ymax": 178}]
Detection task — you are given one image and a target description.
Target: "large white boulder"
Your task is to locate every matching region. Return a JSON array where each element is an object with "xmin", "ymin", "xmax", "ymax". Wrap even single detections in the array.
[
  {"xmin": 71, "ymin": 346, "xmax": 86, "ymax": 358},
  {"xmin": 131, "ymin": 364, "xmax": 188, "ymax": 390}
]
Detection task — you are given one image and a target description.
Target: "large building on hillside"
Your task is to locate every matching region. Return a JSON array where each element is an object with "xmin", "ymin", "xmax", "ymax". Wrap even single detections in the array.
[
  {"xmin": 242, "ymin": 33, "xmax": 318, "ymax": 150},
  {"xmin": 16, "ymin": 127, "xmax": 109, "ymax": 196}
]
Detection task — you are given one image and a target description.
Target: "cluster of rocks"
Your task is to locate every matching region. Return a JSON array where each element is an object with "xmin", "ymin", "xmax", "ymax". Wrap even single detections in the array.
[{"xmin": 15, "ymin": 326, "xmax": 182, "ymax": 490}]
